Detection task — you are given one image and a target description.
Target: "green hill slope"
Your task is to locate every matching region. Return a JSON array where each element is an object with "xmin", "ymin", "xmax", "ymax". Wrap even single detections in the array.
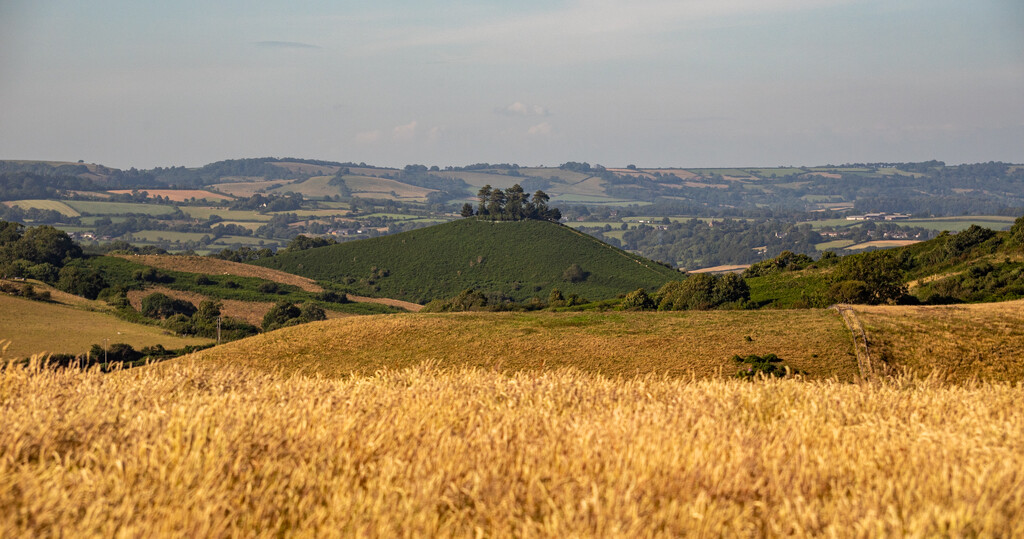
[
  {"xmin": 747, "ymin": 221, "xmax": 1024, "ymax": 307},
  {"xmin": 255, "ymin": 219, "xmax": 681, "ymax": 304}
]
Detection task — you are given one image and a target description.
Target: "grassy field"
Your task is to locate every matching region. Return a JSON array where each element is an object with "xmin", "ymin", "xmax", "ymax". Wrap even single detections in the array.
[
  {"xmin": 62, "ymin": 201, "xmax": 178, "ymax": 216},
  {"xmin": 343, "ymin": 176, "xmax": 436, "ymax": 200},
  {"xmin": 64, "ymin": 200, "xmax": 179, "ymax": 216},
  {"xmin": 904, "ymin": 216, "xmax": 1015, "ymax": 231},
  {"xmin": 815, "ymin": 239, "xmax": 855, "ymax": 250},
  {"xmin": 212, "ymin": 179, "xmax": 294, "ymax": 198},
  {"xmin": 0, "ymin": 294, "xmax": 211, "ymax": 358},
  {"xmin": 1, "ymin": 359, "xmax": 1020, "ymax": 536},
  {"xmin": 118, "ymin": 254, "xmax": 323, "ymax": 291},
  {"xmin": 190, "ymin": 310, "xmax": 858, "ymax": 380},
  {"xmin": 127, "ymin": 230, "xmax": 211, "ymax": 243},
  {"xmin": 2, "ymin": 199, "xmax": 81, "ymax": 217},
  {"xmin": 178, "ymin": 207, "xmax": 272, "ymax": 221},
  {"xmin": 266, "ymin": 176, "xmax": 343, "ymax": 199},
  {"xmin": 857, "ymin": 299, "xmax": 1024, "ymax": 383}
]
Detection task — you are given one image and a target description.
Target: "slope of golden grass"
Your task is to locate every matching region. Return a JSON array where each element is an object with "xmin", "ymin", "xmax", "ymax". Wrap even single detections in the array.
[
  {"xmin": 0, "ymin": 295, "xmax": 210, "ymax": 358},
  {"xmin": 1, "ymin": 278, "xmax": 102, "ymax": 309},
  {"xmin": 1, "ymin": 360, "xmax": 1021, "ymax": 536},
  {"xmin": 856, "ymin": 299, "xmax": 1024, "ymax": 382},
  {"xmin": 189, "ymin": 310, "xmax": 858, "ymax": 380},
  {"xmin": 116, "ymin": 254, "xmax": 323, "ymax": 292}
]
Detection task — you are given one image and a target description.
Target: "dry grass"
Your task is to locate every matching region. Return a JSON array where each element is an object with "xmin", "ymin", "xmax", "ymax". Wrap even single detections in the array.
[
  {"xmin": 856, "ymin": 299, "xmax": 1024, "ymax": 383},
  {"xmin": 1, "ymin": 356, "xmax": 1021, "ymax": 537},
  {"xmin": 116, "ymin": 254, "xmax": 324, "ymax": 292},
  {"xmin": 106, "ymin": 189, "xmax": 232, "ymax": 202},
  {"xmin": 190, "ymin": 310, "xmax": 859, "ymax": 381},
  {"xmin": 846, "ymin": 240, "xmax": 920, "ymax": 250},
  {"xmin": 0, "ymin": 295, "xmax": 210, "ymax": 358}
]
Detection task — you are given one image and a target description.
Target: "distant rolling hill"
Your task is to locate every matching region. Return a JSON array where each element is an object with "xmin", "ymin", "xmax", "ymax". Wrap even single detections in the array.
[{"xmin": 255, "ymin": 218, "xmax": 682, "ymax": 304}]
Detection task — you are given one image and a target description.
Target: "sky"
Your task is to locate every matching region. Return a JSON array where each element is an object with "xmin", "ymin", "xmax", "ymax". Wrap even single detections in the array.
[{"xmin": 1, "ymin": 0, "xmax": 1022, "ymax": 169}]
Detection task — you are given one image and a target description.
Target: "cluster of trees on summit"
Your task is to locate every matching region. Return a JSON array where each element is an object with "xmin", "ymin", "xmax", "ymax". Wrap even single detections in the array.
[{"xmin": 460, "ymin": 184, "xmax": 562, "ymax": 222}]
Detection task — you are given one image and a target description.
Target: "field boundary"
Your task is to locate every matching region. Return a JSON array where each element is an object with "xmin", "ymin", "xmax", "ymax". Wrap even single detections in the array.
[{"xmin": 835, "ymin": 304, "xmax": 873, "ymax": 380}]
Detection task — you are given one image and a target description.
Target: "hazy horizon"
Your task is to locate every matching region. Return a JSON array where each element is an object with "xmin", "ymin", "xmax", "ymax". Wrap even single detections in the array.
[{"xmin": 2, "ymin": 0, "xmax": 1021, "ymax": 170}]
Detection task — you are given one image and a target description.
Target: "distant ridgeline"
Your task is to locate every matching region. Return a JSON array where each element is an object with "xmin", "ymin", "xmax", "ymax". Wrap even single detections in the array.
[{"xmin": 255, "ymin": 219, "xmax": 680, "ymax": 304}]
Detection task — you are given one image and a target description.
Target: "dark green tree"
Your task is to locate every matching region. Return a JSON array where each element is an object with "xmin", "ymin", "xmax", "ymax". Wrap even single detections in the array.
[{"xmin": 141, "ymin": 292, "xmax": 197, "ymax": 319}]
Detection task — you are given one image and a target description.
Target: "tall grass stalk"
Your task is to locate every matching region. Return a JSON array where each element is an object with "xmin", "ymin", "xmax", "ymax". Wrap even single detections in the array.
[{"xmin": 1, "ymin": 358, "xmax": 1021, "ymax": 536}]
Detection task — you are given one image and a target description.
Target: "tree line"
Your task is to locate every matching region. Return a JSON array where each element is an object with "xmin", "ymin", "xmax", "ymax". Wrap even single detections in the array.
[{"xmin": 461, "ymin": 184, "xmax": 561, "ymax": 221}]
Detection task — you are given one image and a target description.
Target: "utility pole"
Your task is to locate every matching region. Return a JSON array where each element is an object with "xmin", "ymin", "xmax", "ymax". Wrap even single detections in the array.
[
  {"xmin": 103, "ymin": 338, "xmax": 108, "ymax": 364},
  {"xmin": 217, "ymin": 315, "xmax": 222, "ymax": 345}
]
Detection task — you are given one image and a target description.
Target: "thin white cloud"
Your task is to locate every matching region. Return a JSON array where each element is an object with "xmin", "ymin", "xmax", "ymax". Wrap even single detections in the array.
[
  {"xmin": 393, "ymin": 121, "xmax": 418, "ymax": 140},
  {"xmin": 499, "ymin": 102, "xmax": 549, "ymax": 116},
  {"xmin": 355, "ymin": 130, "xmax": 381, "ymax": 143},
  {"xmin": 351, "ymin": 0, "xmax": 858, "ymax": 64},
  {"xmin": 427, "ymin": 126, "xmax": 444, "ymax": 141},
  {"xmin": 527, "ymin": 122, "xmax": 553, "ymax": 136}
]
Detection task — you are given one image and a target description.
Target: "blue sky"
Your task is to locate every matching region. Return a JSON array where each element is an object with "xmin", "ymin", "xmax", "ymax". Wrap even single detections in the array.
[{"xmin": 1, "ymin": 0, "xmax": 1021, "ymax": 168}]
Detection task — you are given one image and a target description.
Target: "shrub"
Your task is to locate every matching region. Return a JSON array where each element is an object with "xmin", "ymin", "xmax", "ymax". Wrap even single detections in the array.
[
  {"xmin": 562, "ymin": 264, "xmax": 588, "ymax": 283},
  {"xmin": 141, "ymin": 292, "xmax": 197, "ymax": 319},
  {"xmin": 743, "ymin": 251, "xmax": 815, "ymax": 278},
  {"xmin": 656, "ymin": 273, "xmax": 750, "ymax": 311},
  {"xmin": 733, "ymin": 353, "xmax": 790, "ymax": 379},
  {"xmin": 621, "ymin": 288, "xmax": 655, "ymax": 310}
]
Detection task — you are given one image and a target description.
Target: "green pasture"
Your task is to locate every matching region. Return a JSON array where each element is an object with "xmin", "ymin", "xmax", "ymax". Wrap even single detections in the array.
[
  {"xmin": 65, "ymin": 200, "xmax": 178, "ymax": 216},
  {"xmin": 127, "ymin": 230, "xmax": 210, "ymax": 242},
  {"xmin": 3, "ymin": 199, "xmax": 81, "ymax": 217},
  {"xmin": 180, "ymin": 207, "xmax": 272, "ymax": 222},
  {"xmin": 815, "ymin": 240, "xmax": 855, "ymax": 251},
  {"xmin": 742, "ymin": 168, "xmax": 807, "ymax": 177},
  {"xmin": 904, "ymin": 216, "xmax": 1015, "ymax": 232},
  {"xmin": 267, "ymin": 176, "xmax": 343, "ymax": 199}
]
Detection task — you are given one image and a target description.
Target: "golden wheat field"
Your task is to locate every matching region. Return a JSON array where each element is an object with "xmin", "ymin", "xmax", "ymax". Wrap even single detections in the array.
[
  {"xmin": 856, "ymin": 299, "xmax": 1024, "ymax": 382},
  {"xmin": 1, "ymin": 357, "xmax": 1022, "ymax": 537},
  {"xmin": 190, "ymin": 310, "xmax": 859, "ymax": 380}
]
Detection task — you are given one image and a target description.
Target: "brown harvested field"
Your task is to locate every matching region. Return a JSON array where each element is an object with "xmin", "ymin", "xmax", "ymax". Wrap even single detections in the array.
[
  {"xmin": 125, "ymin": 287, "xmax": 353, "ymax": 326},
  {"xmin": 106, "ymin": 189, "xmax": 232, "ymax": 202},
  {"xmin": 116, "ymin": 254, "xmax": 323, "ymax": 292},
  {"xmin": 190, "ymin": 309, "xmax": 858, "ymax": 380},
  {"xmin": 855, "ymin": 299, "xmax": 1024, "ymax": 383},
  {"xmin": 847, "ymin": 240, "xmax": 920, "ymax": 250},
  {"xmin": 688, "ymin": 264, "xmax": 750, "ymax": 274}
]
